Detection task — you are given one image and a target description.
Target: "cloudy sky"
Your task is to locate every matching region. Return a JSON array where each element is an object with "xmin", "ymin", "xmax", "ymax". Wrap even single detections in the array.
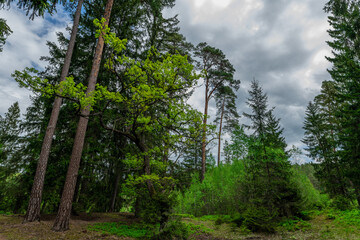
[{"xmin": 0, "ymin": 0, "xmax": 332, "ymax": 161}]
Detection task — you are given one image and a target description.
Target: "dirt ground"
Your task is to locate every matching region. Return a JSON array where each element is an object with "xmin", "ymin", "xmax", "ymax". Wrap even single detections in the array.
[{"xmin": 0, "ymin": 213, "xmax": 137, "ymax": 240}]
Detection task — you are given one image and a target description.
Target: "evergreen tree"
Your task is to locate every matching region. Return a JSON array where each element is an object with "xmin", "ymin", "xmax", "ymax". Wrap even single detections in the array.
[
  {"xmin": 324, "ymin": 0, "xmax": 360, "ymax": 205},
  {"xmin": 24, "ymin": 0, "xmax": 84, "ymax": 223},
  {"xmin": 243, "ymin": 79, "xmax": 270, "ymax": 140},
  {"xmin": 195, "ymin": 42, "xmax": 239, "ymax": 181},
  {"xmin": 302, "ymin": 101, "xmax": 348, "ymax": 197},
  {"xmin": 241, "ymin": 80, "xmax": 300, "ymax": 228},
  {"xmin": 265, "ymin": 109, "xmax": 287, "ymax": 151},
  {"xmin": 214, "ymin": 85, "xmax": 239, "ymax": 166},
  {"xmin": 0, "ymin": 18, "xmax": 12, "ymax": 52},
  {"xmin": 52, "ymin": 0, "xmax": 115, "ymax": 231}
]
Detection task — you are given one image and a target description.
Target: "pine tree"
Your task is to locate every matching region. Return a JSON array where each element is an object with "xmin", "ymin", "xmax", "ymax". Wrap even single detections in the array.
[
  {"xmin": 24, "ymin": 0, "xmax": 84, "ymax": 223},
  {"xmin": 195, "ymin": 42, "xmax": 239, "ymax": 181},
  {"xmin": 52, "ymin": 0, "xmax": 115, "ymax": 231},
  {"xmin": 214, "ymin": 85, "xmax": 239, "ymax": 166},
  {"xmin": 0, "ymin": 18, "xmax": 12, "ymax": 52}
]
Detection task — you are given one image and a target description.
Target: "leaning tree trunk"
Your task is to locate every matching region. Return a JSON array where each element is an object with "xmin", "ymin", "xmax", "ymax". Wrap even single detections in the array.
[
  {"xmin": 23, "ymin": 0, "xmax": 84, "ymax": 223},
  {"xmin": 52, "ymin": 0, "xmax": 114, "ymax": 231},
  {"xmin": 217, "ymin": 97, "xmax": 225, "ymax": 166}
]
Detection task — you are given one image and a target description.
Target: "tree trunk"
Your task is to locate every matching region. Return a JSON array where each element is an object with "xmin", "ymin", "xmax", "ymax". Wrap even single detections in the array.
[
  {"xmin": 200, "ymin": 78, "xmax": 209, "ymax": 182},
  {"xmin": 52, "ymin": 0, "xmax": 114, "ymax": 231},
  {"xmin": 217, "ymin": 97, "xmax": 225, "ymax": 166},
  {"xmin": 109, "ymin": 169, "xmax": 121, "ymax": 212},
  {"xmin": 23, "ymin": 0, "xmax": 84, "ymax": 223}
]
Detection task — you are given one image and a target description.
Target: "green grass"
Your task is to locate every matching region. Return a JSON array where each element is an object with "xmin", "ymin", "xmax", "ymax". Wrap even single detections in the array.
[{"xmin": 88, "ymin": 222, "xmax": 150, "ymax": 238}]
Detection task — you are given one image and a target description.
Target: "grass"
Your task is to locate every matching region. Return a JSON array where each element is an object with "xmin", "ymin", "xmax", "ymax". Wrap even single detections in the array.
[
  {"xmin": 0, "ymin": 210, "xmax": 359, "ymax": 239},
  {"xmin": 88, "ymin": 222, "xmax": 150, "ymax": 238}
]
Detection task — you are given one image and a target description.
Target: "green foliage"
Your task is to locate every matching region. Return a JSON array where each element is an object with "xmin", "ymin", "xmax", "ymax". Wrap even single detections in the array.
[
  {"xmin": 279, "ymin": 218, "xmax": 312, "ymax": 232},
  {"xmin": 88, "ymin": 222, "xmax": 150, "ymax": 238},
  {"xmin": 325, "ymin": 208, "xmax": 360, "ymax": 228},
  {"xmin": 154, "ymin": 220, "xmax": 190, "ymax": 240},
  {"xmin": 330, "ymin": 195, "xmax": 354, "ymax": 211},
  {"xmin": 242, "ymin": 205, "xmax": 277, "ymax": 233},
  {"xmin": 0, "ymin": 18, "xmax": 12, "ymax": 52},
  {"xmin": 175, "ymin": 160, "xmax": 246, "ymax": 216}
]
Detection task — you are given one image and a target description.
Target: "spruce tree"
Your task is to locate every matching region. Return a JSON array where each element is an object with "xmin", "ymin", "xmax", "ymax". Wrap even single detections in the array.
[{"xmin": 324, "ymin": 0, "xmax": 360, "ymax": 205}]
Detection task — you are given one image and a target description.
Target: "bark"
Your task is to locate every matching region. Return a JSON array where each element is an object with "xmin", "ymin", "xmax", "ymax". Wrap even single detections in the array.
[
  {"xmin": 52, "ymin": 0, "xmax": 114, "ymax": 231},
  {"xmin": 109, "ymin": 170, "xmax": 121, "ymax": 212},
  {"xmin": 23, "ymin": 0, "xmax": 84, "ymax": 223},
  {"xmin": 200, "ymin": 78, "xmax": 209, "ymax": 182},
  {"xmin": 217, "ymin": 97, "xmax": 225, "ymax": 166}
]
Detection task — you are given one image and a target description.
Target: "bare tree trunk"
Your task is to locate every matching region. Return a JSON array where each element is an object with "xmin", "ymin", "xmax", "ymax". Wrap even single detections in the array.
[
  {"xmin": 109, "ymin": 169, "xmax": 121, "ymax": 212},
  {"xmin": 217, "ymin": 97, "xmax": 225, "ymax": 166},
  {"xmin": 52, "ymin": 0, "xmax": 114, "ymax": 231},
  {"xmin": 23, "ymin": 0, "xmax": 84, "ymax": 223},
  {"xmin": 201, "ymin": 79, "xmax": 209, "ymax": 182}
]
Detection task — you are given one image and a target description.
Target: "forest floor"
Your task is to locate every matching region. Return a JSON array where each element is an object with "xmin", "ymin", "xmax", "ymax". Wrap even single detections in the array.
[{"xmin": 0, "ymin": 212, "xmax": 359, "ymax": 240}]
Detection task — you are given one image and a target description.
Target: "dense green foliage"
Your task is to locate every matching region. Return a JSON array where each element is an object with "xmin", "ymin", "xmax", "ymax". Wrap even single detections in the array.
[{"xmin": 303, "ymin": 0, "xmax": 360, "ymax": 207}]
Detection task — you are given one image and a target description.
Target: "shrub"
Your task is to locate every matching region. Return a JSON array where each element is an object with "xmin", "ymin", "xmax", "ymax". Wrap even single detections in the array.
[
  {"xmin": 330, "ymin": 195, "xmax": 353, "ymax": 211},
  {"xmin": 154, "ymin": 220, "xmax": 190, "ymax": 240},
  {"xmin": 242, "ymin": 205, "xmax": 277, "ymax": 233}
]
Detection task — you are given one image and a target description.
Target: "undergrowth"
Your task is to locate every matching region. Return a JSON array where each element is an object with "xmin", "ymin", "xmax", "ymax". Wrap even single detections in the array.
[{"xmin": 88, "ymin": 222, "xmax": 150, "ymax": 238}]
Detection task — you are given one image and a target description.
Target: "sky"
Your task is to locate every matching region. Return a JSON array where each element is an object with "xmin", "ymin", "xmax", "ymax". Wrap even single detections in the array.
[{"xmin": 0, "ymin": 0, "xmax": 332, "ymax": 162}]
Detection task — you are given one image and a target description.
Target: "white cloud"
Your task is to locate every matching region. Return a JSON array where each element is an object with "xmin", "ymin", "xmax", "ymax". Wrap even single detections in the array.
[{"xmin": 0, "ymin": 5, "xmax": 69, "ymax": 116}]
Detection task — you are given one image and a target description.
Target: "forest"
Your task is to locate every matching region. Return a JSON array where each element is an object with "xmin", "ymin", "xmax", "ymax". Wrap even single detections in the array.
[{"xmin": 0, "ymin": 0, "xmax": 359, "ymax": 239}]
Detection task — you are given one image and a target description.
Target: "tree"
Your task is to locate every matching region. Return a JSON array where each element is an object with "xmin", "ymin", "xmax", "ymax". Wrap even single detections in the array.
[
  {"xmin": 243, "ymin": 79, "xmax": 270, "ymax": 140},
  {"xmin": 241, "ymin": 80, "xmax": 300, "ymax": 228},
  {"xmin": 52, "ymin": 0, "xmax": 115, "ymax": 231},
  {"xmin": 0, "ymin": 18, "xmax": 12, "ymax": 52},
  {"xmin": 0, "ymin": 0, "xmax": 67, "ymax": 20},
  {"xmin": 214, "ymin": 85, "xmax": 239, "ymax": 166},
  {"xmin": 264, "ymin": 109, "xmax": 287, "ymax": 151},
  {"xmin": 324, "ymin": 0, "xmax": 360, "ymax": 205},
  {"xmin": 195, "ymin": 42, "xmax": 239, "ymax": 181},
  {"xmin": 23, "ymin": 0, "xmax": 84, "ymax": 223}
]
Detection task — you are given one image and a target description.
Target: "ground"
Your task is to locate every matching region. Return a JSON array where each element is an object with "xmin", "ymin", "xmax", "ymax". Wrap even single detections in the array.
[{"xmin": 0, "ymin": 212, "xmax": 359, "ymax": 239}]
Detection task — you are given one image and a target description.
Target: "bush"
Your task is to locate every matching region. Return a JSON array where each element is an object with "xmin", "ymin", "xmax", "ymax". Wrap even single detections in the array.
[
  {"xmin": 330, "ymin": 195, "xmax": 353, "ymax": 211},
  {"xmin": 154, "ymin": 220, "xmax": 190, "ymax": 240},
  {"xmin": 242, "ymin": 205, "xmax": 277, "ymax": 233},
  {"xmin": 230, "ymin": 212, "xmax": 244, "ymax": 227}
]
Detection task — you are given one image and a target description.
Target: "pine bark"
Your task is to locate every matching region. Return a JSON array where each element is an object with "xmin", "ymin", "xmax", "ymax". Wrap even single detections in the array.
[
  {"xmin": 23, "ymin": 0, "xmax": 84, "ymax": 223},
  {"xmin": 52, "ymin": 0, "xmax": 114, "ymax": 231},
  {"xmin": 200, "ymin": 78, "xmax": 209, "ymax": 182},
  {"xmin": 217, "ymin": 97, "xmax": 225, "ymax": 166}
]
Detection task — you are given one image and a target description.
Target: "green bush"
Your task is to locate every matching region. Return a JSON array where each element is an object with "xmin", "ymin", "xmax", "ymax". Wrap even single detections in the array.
[
  {"xmin": 242, "ymin": 205, "xmax": 277, "ymax": 233},
  {"xmin": 330, "ymin": 195, "xmax": 353, "ymax": 211},
  {"xmin": 280, "ymin": 218, "xmax": 312, "ymax": 231},
  {"xmin": 230, "ymin": 212, "xmax": 244, "ymax": 227},
  {"xmin": 154, "ymin": 220, "xmax": 190, "ymax": 240}
]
